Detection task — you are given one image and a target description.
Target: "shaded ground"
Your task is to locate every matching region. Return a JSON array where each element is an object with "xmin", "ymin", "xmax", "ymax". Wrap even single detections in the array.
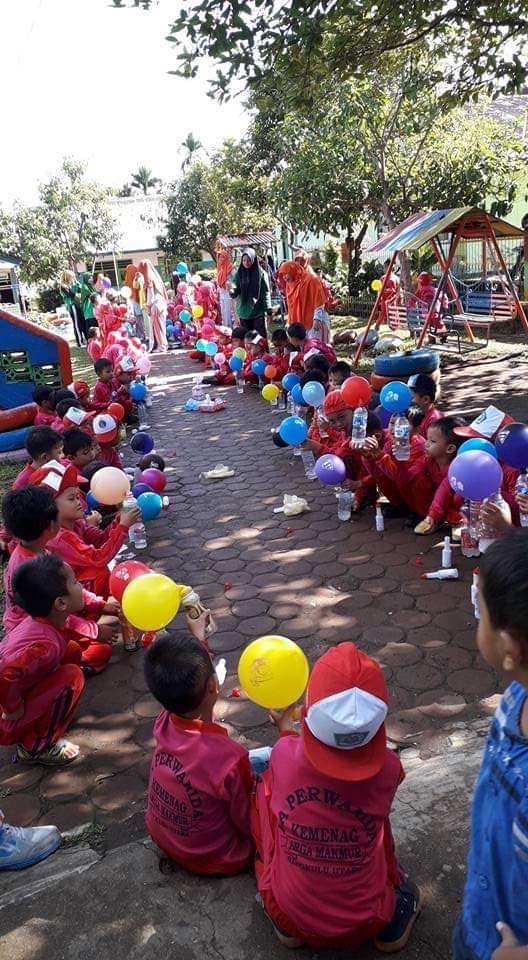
[{"xmin": 2, "ymin": 344, "xmax": 527, "ymax": 958}]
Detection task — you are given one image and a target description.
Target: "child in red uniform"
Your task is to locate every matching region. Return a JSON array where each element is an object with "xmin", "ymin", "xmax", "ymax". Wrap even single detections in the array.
[
  {"xmin": 287, "ymin": 323, "xmax": 337, "ymax": 365},
  {"xmin": 252, "ymin": 642, "xmax": 420, "ymax": 951},
  {"xmin": 91, "ymin": 358, "xmax": 116, "ymax": 412},
  {"xmin": 111, "ymin": 358, "xmax": 137, "ymax": 421},
  {"xmin": 328, "ymin": 360, "xmax": 352, "ymax": 390},
  {"xmin": 32, "ymin": 386, "xmax": 57, "ymax": 427},
  {"xmin": 34, "ymin": 460, "xmax": 139, "ymax": 597},
  {"xmin": 86, "ymin": 328, "xmax": 103, "ymax": 363},
  {"xmin": 12, "ymin": 427, "xmax": 64, "ymax": 490},
  {"xmin": 144, "ymin": 615, "xmax": 253, "ymax": 876},
  {"xmin": 0, "ymin": 554, "xmax": 86, "ymax": 766},
  {"xmin": 2, "ymin": 486, "xmax": 119, "ymax": 674},
  {"xmin": 409, "ymin": 374, "xmax": 442, "ymax": 439}
]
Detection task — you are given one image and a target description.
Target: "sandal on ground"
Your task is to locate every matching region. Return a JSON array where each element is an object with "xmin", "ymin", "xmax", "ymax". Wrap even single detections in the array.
[
  {"xmin": 201, "ymin": 464, "xmax": 235, "ymax": 479},
  {"xmin": 414, "ymin": 517, "xmax": 439, "ymax": 535},
  {"xmin": 17, "ymin": 739, "xmax": 79, "ymax": 767}
]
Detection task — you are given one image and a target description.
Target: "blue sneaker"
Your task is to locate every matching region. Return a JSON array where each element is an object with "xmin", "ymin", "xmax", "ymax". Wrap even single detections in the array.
[{"xmin": 0, "ymin": 822, "xmax": 62, "ymax": 871}]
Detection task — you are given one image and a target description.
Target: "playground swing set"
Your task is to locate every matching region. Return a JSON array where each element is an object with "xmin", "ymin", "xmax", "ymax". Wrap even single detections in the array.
[{"xmin": 354, "ymin": 206, "xmax": 528, "ymax": 364}]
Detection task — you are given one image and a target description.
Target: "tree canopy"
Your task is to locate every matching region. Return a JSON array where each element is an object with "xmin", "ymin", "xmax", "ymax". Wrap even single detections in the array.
[{"xmin": 130, "ymin": 166, "xmax": 162, "ymax": 194}]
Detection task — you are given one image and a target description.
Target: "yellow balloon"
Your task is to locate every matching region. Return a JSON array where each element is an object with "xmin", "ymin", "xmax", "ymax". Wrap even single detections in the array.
[
  {"xmin": 192, "ymin": 304, "xmax": 204, "ymax": 318},
  {"xmin": 371, "ymin": 278, "xmax": 382, "ymax": 292},
  {"xmin": 233, "ymin": 347, "xmax": 246, "ymax": 360},
  {"xmin": 122, "ymin": 573, "xmax": 181, "ymax": 631},
  {"xmin": 262, "ymin": 384, "xmax": 280, "ymax": 402},
  {"xmin": 238, "ymin": 636, "xmax": 310, "ymax": 709},
  {"xmin": 120, "ymin": 285, "xmax": 132, "ymax": 299},
  {"xmin": 90, "ymin": 467, "xmax": 130, "ymax": 506}
]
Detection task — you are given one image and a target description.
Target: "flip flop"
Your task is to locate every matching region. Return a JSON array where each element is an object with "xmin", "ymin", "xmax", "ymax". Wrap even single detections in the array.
[
  {"xmin": 201, "ymin": 464, "xmax": 235, "ymax": 479},
  {"xmin": 17, "ymin": 739, "xmax": 79, "ymax": 767}
]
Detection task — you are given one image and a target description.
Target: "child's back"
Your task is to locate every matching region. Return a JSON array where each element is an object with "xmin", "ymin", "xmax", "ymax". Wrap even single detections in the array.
[{"xmin": 145, "ymin": 631, "xmax": 253, "ymax": 876}]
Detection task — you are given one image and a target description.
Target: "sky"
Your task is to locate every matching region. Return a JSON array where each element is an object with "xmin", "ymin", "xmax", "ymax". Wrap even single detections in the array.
[{"xmin": 0, "ymin": 0, "xmax": 248, "ymax": 207}]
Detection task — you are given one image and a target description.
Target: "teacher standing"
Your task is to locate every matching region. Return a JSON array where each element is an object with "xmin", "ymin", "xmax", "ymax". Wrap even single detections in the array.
[{"xmin": 230, "ymin": 248, "xmax": 272, "ymax": 338}]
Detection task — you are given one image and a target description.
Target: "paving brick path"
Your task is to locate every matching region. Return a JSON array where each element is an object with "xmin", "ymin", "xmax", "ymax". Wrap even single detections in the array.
[{"xmin": 3, "ymin": 348, "xmax": 527, "ymax": 843}]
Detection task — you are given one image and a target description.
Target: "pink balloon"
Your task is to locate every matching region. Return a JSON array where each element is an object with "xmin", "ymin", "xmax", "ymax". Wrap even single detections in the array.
[
  {"xmin": 177, "ymin": 282, "xmax": 187, "ymax": 293},
  {"xmin": 137, "ymin": 356, "xmax": 151, "ymax": 375},
  {"xmin": 214, "ymin": 352, "xmax": 226, "ymax": 365},
  {"xmin": 201, "ymin": 323, "xmax": 215, "ymax": 337}
]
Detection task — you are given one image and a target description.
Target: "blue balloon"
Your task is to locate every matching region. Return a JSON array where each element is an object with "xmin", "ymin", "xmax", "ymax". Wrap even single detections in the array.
[
  {"xmin": 458, "ymin": 438, "xmax": 498, "ymax": 459},
  {"xmin": 176, "ymin": 261, "xmax": 187, "ymax": 275},
  {"xmin": 205, "ymin": 341, "xmax": 217, "ymax": 356},
  {"xmin": 130, "ymin": 431, "xmax": 154, "ymax": 455},
  {"xmin": 302, "ymin": 380, "xmax": 326, "ymax": 408},
  {"xmin": 278, "ymin": 416, "xmax": 309, "ymax": 446},
  {"xmin": 86, "ymin": 490, "xmax": 100, "ymax": 510},
  {"xmin": 132, "ymin": 482, "xmax": 151, "ymax": 498},
  {"xmin": 282, "ymin": 372, "xmax": 300, "ymax": 392},
  {"xmin": 196, "ymin": 338, "xmax": 207, "ymax": 352},
  {"xmin": 166, "ymin": 323, "xmax": 175, "ymax": 337},
  {"xmin": 229, "ymin": 355, "xmax": 243, "ymax": 372},
  {"xmin": 130, "ymin": 382, "xmax": 147, "ymax": 402},
  {"xmin": 251, "ymin": 359, "xmax": 266, "ymax": 376},
  {"xmin": 180, "ymin": 310, "xmax": 192, "ymax": 323},
  {"xmin": 137, "ymin": 491, "xmax": 163, "ymax": 521},
  {"xmin": 291, "ymin": 383, "xmax": 308, "ymax": 407},
  {"xmin": 380, "ymin": 381, "xmax": 412, "ymax": 414}
]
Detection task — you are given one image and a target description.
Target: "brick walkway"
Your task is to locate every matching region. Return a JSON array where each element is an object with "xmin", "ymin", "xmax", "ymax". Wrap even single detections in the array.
[{"xmin": 3, "ymin": 348, "xmax": 527, "ymax": 843}]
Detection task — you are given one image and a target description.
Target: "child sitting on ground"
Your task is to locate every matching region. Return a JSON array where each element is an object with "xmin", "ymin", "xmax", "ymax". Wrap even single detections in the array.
[
  {"xmin": 144, "ymin": 612, "xmax": 253, "ymax": 876},
  {"xmin": 1, "ymin": 486, "xmax": 118, "ymax": 674},
  {"xmin": 62, "ymin": 428, "xmax": 97, "ymax": 472},
  {"xmin": 252, "ymin": 642, "xmax": 420, "ymax": 952},
  {"xmin": 286, "ymin": 323, "xmax": 337, "ymax": 366},
  {"xmin": 454, "ymin": 530, "xmax": 528, "ymax": 960},
  {"xmin": 32, "ymin": 386, "xmax": 57, "ymax": 427},
  {"xmin": 328, "ymin": 360, "xmax": 351, "ymax": 390},
  {"xmin": 112, "ymin": 358, "xmax": 138, "ymax": 423},
  {"xmin": 33, "ymin": 460, "xmax": 140, "ymax": 596},
  {"xmin": 0, "ymin": 554, "xmax": 86, "ymax": 766},
  {"xmin": 91, "ymin": 358, "xmax": 116, "ymax": 413},
  {"xmin": 12, "ymin": 426, "xmax": 64, "ymax": 490},
  {"xmin": 408, "ymin": 374, "xmax": 442, "ymax": 438}
]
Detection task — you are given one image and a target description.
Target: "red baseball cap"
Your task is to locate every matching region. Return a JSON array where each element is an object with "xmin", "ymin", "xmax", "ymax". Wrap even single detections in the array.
[
  {"xmin": 32, "ymin": 459, "xmax": 86, "ymax": 496},
  {"xmin": 302, "ymin": 642, "xmax": 389, "ymax": 782}
]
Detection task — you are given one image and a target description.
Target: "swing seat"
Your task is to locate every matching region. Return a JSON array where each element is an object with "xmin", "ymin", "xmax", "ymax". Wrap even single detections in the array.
[{"xmin": 447, "ymin": 292, "xmax": 516, "ymax": 344}]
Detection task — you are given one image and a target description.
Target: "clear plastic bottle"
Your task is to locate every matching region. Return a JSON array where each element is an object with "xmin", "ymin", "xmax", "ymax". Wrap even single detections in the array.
[
  {"xmin": 192, "ymin": 376, "xmax": 205, "ymax": 401},
  {"xmin": 471, "ymin": 567, "xmax": 480, "ymax": 620},
  {"xmin": 375, "ymin": 501, "xmax": 385, "ymax": 531},
  {"xmin": 286, "ymin": 393, "xmax": 295, "ymax": 415},
  {"xmin": 300, "ymin": 449, "xmax": 317, "ymax": 479},
  {"xmin": 337, "ymin": 488, "xmax": 354, "ymax": 521},
  {"xmin": 236, "ymin": 373, "xmax": 244, "ymax": 394},
  {"xmin": 180, "ymin": 587, "xmax": 217, "ymax": 636},
  {"xmin": 317, "ymin": 408, "xmax": 329, "ymax": 439},
  {"xmin": 460, "ymin": 500, "xmax": 480, "ymax": 558},
  {"xmin": 515, "ymin": 470, "xmax": 528, "ymax": 526},
  {"xmin": 441, "ymin": 536, "xmax": 452, "ymax": 568},
  {"xmin": 477, "ymin": 492, "xmax": 505, "ymax": 553},
  {"xmin": 130, "ymin": 520, "xmax": 147, "ymax": 550},
  {"xmin": 122, "ymin": 494, "xmax": 139, "ymax": 546},
  {"xmin": 351, "ymin": 405, "xmax": 368, "ymax": 448},
  {"xmin": 393, "ymin": 414, "xmax": 411, "ymax": 461}
]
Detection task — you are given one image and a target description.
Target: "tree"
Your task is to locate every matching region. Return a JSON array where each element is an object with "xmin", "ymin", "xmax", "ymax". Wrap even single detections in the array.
[
  {"xmin": 159, "ymin": 139, "xmax": 272, "ymax": 262},
  {"xmin": 8, "ymin": 158, "xmax": 119, "ymax": 284},
  {"xmin": 265, "ymin": 53, "xmax": 524, "ymax": 291},
  {"xmin": 0, "ymin": 209, "xmax": 19, "ymax": 258},
  {"xmin": 130, "ymin": 166, "xmax": 162, "ymax": 194},
  {"xmin": 180, "ymin": 133, "xmax": 203, "ymax": 171}
]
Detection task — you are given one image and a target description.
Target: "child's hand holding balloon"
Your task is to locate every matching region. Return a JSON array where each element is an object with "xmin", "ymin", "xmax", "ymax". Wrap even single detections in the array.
[{"xmin": 269, "ymin": 703, "xmax": 299, "ymax": 733}]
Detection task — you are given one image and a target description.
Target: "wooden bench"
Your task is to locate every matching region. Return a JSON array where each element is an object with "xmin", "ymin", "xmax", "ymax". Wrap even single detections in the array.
[
  {"xmin": 387, "ymin": 303, "xmax": 426, "ymax": 336},
  {"xmin": 448, "ymin": 291, "xmax": 516, "ymax": 344}
]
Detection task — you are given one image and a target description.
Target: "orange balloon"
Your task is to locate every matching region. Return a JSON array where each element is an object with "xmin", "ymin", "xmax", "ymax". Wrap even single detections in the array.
[
  {"xmin": 107, "ymin": 402, "xmax": 125, "ymax": 422},
  {"xmin": 264, "ymin": 364, "xmax": 277, "ymax": 380},
  {"xmin": 341, "ymin": 376, "xmax": 371, "ymax": 407}
]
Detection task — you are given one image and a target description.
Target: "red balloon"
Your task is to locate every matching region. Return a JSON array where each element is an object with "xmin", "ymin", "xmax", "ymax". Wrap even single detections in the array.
[
  {"xmin": 138, "ymin": 467, "xmax": 167, "ymax": 493},
  {"xmin": 107, "ymin": 402, "xmax": 125, "ymax": 422},
  {"xmin": 109, "ymin": 560, "xmax": 151, "ymax": 602},
  {"xmin": 264, "ymin": 364, "xmax": 277, "ymax": 380},
  {"xmin": 341, "ymin": 376, "xmax": 371, "ymax": 407}
]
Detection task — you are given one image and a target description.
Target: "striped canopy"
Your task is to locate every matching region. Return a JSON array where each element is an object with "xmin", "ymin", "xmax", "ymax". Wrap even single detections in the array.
[
  {"xmin": 364, "ymin": 207, "xmax": 524, "ymax": 260},
  {"xmin": 217, "ymin": 231, "xmax": 277, "ymax": 249}
]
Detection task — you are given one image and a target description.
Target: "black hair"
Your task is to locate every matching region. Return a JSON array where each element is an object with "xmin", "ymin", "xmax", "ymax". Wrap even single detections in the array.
[
  {"xmin": 87, "ymin": 327, "xmax": 99, "ymax": 339},
  {"xmin": 94, "ymin": 358, "xmax": 112, "ymax": 375},
  {"xmin": 271, "ymin": 427, "xmax": 289, "ymax": 449},
  {"xmin": 12, "ymin": 554, "xmax": 70, "ymax": 617},
  {"xmin": 25, "ymin": 426, "xmax": 63, "ymax": 460},
  {"xmin": 52, "ymin": 388, "xmax": 76, "ymax": 410},
  {"xmin": 329, "ymin": 360, "xmax": 351, "ymax": 380},
  {"xmin": 231, "ymin": 326, "xmax": 246, "ymax": 341},
  {"xmin": 32, "ymin": 385, "xmax": 54, "ymax": 407},
  {"xmin": 299, "ymin": 369, "xmax": 327, "ymax": 388},
  {"xmin": 271, "ymin": 328, "xmax": 288, "ymax": 344},
  {"xmin": 137, "ymin": 453, "xmax": 165, "ymax": 472},
  {"xmin": 480, "ymin": 529, "xmax": 528, "ymax": 657},
  {"xmin": 410, "ymin": 373, "xmax": 437, "ymax": 402},
  {"xmin": 144, "ymin": 632, "xmax": 214, "ymax": 714},
  {"xmin": 81, "ymin": 460, "xmax": 107, "ymax": 482},
  {"xmin": 408, "ymin": 406, "xmax": 426, "ymax": 429},
  {"xmin": 243, "ymin": 329, "xmax": 258, "ymax": 340},
  {"xmin": 62, "ymin": 428, "xmax": 94, "ymax": 458},
  {"xmin": 55, "ymin": 398, "xmax": 81, "ymax": 419},
  {"xmin": 304, "ymin": 354, "xmax": 330, "ymax": 374},
  {"xmin": 366, "ymin": 411, "xmax": 382, "ymax": 435},
  {"xmin": 287, "ymin": 323, "xmax": 306, "ymax": 341},
  {"xmin": 429, "ymin": 415, "xmax": 465, "ymax": 449},
  {"xmin": 2, "ymin": 485, "xmax": 58, "ymax": 542}
]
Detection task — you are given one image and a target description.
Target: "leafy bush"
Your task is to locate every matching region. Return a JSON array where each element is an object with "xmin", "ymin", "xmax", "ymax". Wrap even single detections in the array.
[{"xmin": 37, "ymin": 286, "xmax": 64, "ymax": 313}]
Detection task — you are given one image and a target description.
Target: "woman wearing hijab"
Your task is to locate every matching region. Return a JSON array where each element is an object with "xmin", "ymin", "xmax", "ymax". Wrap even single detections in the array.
[
  {"xmin": 277, "ymin": 261, "xmax": 327, "ymax": 334},
  {"xmin": 80, "ymin": 272, "xmax": 97, "ymax": 338},
  {"xmin": 60, "ymin": 270, "xmax": 85, "ymax": 346},
  {"xmin": 216, "ymin": 247, "xmax": 235, "ymax": 327},
  {"xmin": 229, "ymin": 248, "xmax": 272, "ymax": 338},
  {"xmin": 138, "ymin": 259, "xmax": 168, "ymax": 353},
  {"xmin": 124, "ymin": 264, "xmax": 148, "ymax": 343}
]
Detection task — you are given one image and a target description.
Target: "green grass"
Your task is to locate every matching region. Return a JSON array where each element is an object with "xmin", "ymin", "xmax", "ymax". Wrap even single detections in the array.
[{"xmin": 70, "ymin": 345, "xmax": 96, "ymax": 385}]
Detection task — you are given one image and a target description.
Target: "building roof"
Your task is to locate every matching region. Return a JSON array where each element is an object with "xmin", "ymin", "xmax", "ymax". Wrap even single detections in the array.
[
  {"xmin": 217, "ymin": 231, "xmax": 278, "ymax": 249},
  {"xmin": 101, "ymin": 195, "xmax": 167, "ymax": 255},
  {"xmin": 364, "ymin": 207, "xmax": 524, "ymax": 259},
  {"xmin": 0, "ymin": 253, "xmax": 20, "ymax": 268}
]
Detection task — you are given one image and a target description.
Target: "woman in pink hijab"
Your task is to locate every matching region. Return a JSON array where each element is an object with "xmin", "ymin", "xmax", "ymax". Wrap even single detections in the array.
[{"xmin": 138, "ymin": 260, "xmax": 168, "ymax": 353}]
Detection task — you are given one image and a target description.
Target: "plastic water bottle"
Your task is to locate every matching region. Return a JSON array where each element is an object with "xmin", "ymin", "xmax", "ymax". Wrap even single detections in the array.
[
  {"xmin": 477, "ymin": 493, "xmax": 506, "ymax": 553},
  {"xmin": 393, "ymin": 414, "xmax": 411, "ymax": 461},
  {"xmin": 301, "ymin": 449, "xmax": 317, "ymax": 479},
  {"xmin": 471, "ymin": 568, "xmax": 480, "ymax": 620},
  {"xmin": 441, "ymin": 536, "xmax": 452, "ymax": 568},
  {"xmin": 515, "ymin": 470, "xmax": 528, "ymax": 526},
  {"xmin": 375, "ymin": 501, "xmax": 385, "ymax": 532},
  {"xmin": 192, "ymin": 376, "xmax": 204, "ymax": 400},
  {"xmin": 317, "ymin": 409, "xmax": 329, "ymax": 439},
  {"xmin": 351, "ymin": 405, "xmax": 368, "ymax": 448},
  {"xmin": 180, "ymin": 587, "xmax": 217, "ymax": 636},
  {"xmin": 287, "ymin": 393, "xmax": 295, "ymax": 415},
  {"xmin": 122, "ymin": 494, "xmax": 139, "ymax": 546},
  {"xmin": 337, "ymin": 488, "xmax": 354, "ymax": 521},
  {"xmin": 130, "ymin": 520, "xmax": 147, "ymax": 550},
  {"xmin": 460, "ymin": 500, "xmax": 480, "ymax": 557},
  {"xmin": 236, "ymin": 373, "xmax": 244, "ymax": 394}
]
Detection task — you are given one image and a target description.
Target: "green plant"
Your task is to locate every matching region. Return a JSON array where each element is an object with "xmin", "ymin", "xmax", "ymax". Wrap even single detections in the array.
[{"xmin": 37, "ymin": 286, "xmax": 64, "ymax": 313}]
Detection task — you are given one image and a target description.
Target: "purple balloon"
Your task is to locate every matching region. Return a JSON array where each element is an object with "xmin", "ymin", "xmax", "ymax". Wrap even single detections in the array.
[
  {"xmin": 315, "ymin": 454, "xmax": 346, "ymax": 486},
  {"xmin": 448, "ymin": 451, "xmax": 503, "ymax": 500},
  {"xmin": 132, "ymin": 482, "xmax": 151, "ymax": 497},
  {"xmin": 495, "ymin": 422, "xmax": 528, "ymax": 469}
]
